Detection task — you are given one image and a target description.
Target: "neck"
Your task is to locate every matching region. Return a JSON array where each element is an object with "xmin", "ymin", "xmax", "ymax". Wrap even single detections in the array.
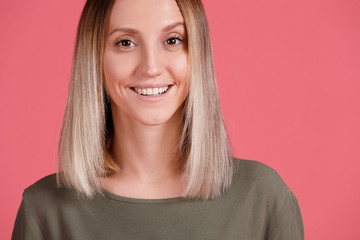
[{"xmin": 110, "ymin": 107, "xmax": 183, "ymax": 183}]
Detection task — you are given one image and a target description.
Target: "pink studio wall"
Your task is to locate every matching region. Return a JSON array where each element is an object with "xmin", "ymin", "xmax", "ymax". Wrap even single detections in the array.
[{"xmin": 1, "ymin": 0, "xmax": 359, "ymax": 239}]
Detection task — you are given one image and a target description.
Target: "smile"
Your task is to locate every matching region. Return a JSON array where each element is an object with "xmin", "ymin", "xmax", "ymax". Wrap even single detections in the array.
[{"xmin": 131, "ymin": 85, "xmax": 171, "ymax": 96}]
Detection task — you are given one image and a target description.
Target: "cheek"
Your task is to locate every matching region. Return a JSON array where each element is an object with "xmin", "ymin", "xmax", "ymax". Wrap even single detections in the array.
[
  {"xmin": 169, "ymin": 53, "xmax": 188, "ymax": 84},
  {"xmin": 103, "ymin": 52, "xmax": 136, "ymax": 88}
]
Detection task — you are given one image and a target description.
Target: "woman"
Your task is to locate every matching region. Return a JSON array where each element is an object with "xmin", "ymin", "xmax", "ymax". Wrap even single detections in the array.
[{"xmin": 12, "ymin": 0, "xmax": 304, "ymax": 239}]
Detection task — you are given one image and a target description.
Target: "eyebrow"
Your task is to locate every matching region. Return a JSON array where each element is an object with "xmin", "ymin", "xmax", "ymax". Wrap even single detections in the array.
[{"xmin": 109, "ymin": 22, "xmax": 185, "ymax": 36}]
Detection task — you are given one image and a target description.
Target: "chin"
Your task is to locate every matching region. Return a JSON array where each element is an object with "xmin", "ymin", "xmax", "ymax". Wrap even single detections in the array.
[
  {"xmin": 135, "ymin": 112, "xmax": 175, "ymax": 126},
  {"xmin": 133, "ymin": 106, "xmax": 183, "ymax": 127}
]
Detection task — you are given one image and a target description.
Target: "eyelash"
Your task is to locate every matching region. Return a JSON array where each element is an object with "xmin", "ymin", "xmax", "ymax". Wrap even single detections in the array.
[
  {"xmin": 115, "ymin": 35, "xmax": 184, "ymax": 48},
  {"xmin": 165, "ymin": 35, "xmax": 184, "ymax": 46},
  {"xmin": 115, "ymin": 37, "xmax": 134, "ymax": 48}
]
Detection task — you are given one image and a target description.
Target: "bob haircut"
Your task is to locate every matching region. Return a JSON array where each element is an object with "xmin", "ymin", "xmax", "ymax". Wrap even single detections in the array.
[{"xmin": 57, "ymin": 0, "xmax": 234, "ymax": 200}]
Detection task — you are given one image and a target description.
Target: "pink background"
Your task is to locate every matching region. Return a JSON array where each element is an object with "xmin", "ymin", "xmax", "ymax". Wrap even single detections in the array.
[{"xmin": 1, "ymin": 0, "xmax": 359, "ymax": 239}]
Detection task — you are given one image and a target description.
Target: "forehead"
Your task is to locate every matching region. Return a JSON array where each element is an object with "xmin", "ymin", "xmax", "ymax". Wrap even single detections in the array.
[{"xmin": 109, "ymin": 0, "xmax": 184, "ymax": 31}]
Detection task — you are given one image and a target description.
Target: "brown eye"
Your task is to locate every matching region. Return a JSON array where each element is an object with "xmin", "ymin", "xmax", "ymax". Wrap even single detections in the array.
[
  {"xmin": 116, "ymin": 39, "xmax": 134, "ymax": 47},
  {"xmin": 165, "ymin": 37, "xmax": 182, "ymax": 46}
]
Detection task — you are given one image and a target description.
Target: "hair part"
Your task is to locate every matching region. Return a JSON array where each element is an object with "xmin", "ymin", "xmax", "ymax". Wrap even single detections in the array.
[{"xmin": 57, "ymin": 0, "xmax": 233, "ymax": 200}]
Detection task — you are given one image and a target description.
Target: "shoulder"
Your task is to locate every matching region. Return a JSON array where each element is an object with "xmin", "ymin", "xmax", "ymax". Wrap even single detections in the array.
[
  {"xmin": 23, "ymin": 174, "xmax": 63, "ymax": 201},
  {"xmin": 24, "ymin": 174, "xmax": 57, "ymax": 193},
  {"xmin": 232, "ymin": 157, "xmax": 287, "ymax": 186},
  {"xmin": 230, "ymin": 157, "xmax": 296, "ymax": 209},
  {"xmin": 230, "ymin": 158, "xmax": 304, "ymax": 239},
  {"xmin": 22, "ymin": 174, "xmax": 80, "ymax": 214}
]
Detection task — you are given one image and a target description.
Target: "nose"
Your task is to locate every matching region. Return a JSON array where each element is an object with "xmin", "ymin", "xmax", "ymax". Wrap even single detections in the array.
[{"xmin": 139, "ymin": 44, "xmax": 163, "ymax": 78}]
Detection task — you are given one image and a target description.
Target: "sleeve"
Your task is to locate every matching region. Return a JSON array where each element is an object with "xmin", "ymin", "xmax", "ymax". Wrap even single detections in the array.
[
  {"xmin": 12, "ymin": 198, "xmax": 45, "ymax": 240},
  {"xmin": 267, "ymin": 190, "xmax": 304, "ymax": 240}
]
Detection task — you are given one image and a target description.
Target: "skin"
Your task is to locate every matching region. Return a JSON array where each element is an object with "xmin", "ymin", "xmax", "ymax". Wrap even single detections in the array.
[{"xmin": 101, "ymin": 0, "xmax": 188, "ymax": 198}]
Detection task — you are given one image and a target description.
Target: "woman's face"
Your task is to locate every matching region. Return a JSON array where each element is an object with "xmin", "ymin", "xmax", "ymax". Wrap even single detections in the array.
[{"xmin": 103, "ymin": 0, "xmax": 188, "ymax": 126}]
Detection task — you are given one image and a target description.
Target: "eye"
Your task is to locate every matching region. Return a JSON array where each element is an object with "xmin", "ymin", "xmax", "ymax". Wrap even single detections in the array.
[
  {"xmin": 115, "ymin": 38, "xmax": 135, "ymax": 48},
  {"xmin": 165, "ymin": 36, "xmax": 183, "ymax": 46}
]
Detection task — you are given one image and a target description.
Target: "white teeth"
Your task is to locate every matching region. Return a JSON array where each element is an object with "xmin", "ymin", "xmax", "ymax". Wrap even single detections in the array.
[{"xmin": 134, "ymin": 86, "xmax": 170, "ymax": 96}]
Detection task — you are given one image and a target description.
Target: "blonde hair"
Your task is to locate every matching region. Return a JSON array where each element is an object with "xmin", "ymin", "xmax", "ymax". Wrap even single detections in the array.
[{"xmin": 57, "ymin": 0, "xmax": 233, "ymax": 199}]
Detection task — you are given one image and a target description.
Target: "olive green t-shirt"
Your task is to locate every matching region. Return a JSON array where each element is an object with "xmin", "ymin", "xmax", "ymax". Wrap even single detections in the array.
[{"xmin": 12, "ymin": 159, "xmax": 304, "ymax": 240}]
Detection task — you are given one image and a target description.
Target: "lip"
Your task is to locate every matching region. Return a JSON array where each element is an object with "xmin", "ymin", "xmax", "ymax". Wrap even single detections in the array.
[
  {"xmin": 130, "ymin": 83, "xmax": 173, "ymax": 88},
  {"xmin": 129, "ymin": 85, "xmax": 173, "ymax": 102}
]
